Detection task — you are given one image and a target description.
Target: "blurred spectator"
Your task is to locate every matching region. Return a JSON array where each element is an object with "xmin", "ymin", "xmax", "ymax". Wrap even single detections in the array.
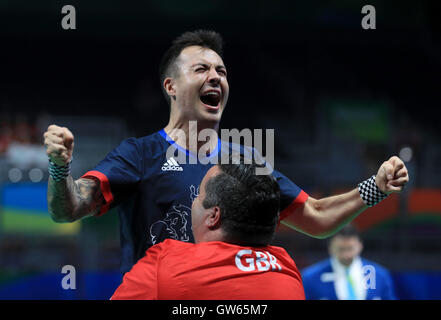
[
  {"xmin": 1, "ymin": 112, "xmax": 47, "ymax": 170},
  {"xmin": 0, "ymin": 113, "xmax": 13, "ymax": 155},
  {"xmin": 301, "ymin": 224, "xmax": 396, "ymax": 300}
]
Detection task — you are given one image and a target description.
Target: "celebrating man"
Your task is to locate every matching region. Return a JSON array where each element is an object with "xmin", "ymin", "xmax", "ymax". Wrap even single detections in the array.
[{"xmin": 44, "ymin": 30, "xmax": 409, "ymax": 274}]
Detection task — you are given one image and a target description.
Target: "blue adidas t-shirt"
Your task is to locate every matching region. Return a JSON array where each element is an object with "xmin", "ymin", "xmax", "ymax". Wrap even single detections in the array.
[{"xmin": 83, "ymin": 129, "xmax": 308, "ymax": 273}]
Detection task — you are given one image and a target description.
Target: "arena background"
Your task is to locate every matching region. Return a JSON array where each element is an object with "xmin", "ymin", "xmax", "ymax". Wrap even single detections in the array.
[{"xmin": 0, "ymin": 0, "xmax": 440, "ymax": 299}]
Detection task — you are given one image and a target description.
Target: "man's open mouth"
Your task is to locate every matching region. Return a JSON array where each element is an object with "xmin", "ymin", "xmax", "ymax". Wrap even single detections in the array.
[{"xmin": 200, "ymin": 91, "xmax": 221, "ymax": 108}]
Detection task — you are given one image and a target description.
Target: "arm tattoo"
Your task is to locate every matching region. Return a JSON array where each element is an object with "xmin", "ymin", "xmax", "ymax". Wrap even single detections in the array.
[
  {"xmin": 48, "ymin": 176, "xmax": 104, "ymax": 222},
  {"xmin": 74, "ymin": 178, "xmax": 105, "ymax": 218}
]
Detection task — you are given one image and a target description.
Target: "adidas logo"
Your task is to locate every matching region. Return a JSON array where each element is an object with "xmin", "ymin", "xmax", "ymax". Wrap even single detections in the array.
[{"xmin": 161, "ymin": 157, "xmax": 183, "ymax": 172}]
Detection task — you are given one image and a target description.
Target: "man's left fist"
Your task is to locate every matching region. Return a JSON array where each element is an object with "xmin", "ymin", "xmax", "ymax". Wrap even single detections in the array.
[{"xmin": 375, "ymin": 156, "xmax": 409, "ymax": 194}]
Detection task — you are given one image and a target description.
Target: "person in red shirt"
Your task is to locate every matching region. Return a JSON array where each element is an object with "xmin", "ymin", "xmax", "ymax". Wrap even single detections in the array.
[{"xmin": 111, "ymin": 160, "xmax": 305, "ymax": 300}]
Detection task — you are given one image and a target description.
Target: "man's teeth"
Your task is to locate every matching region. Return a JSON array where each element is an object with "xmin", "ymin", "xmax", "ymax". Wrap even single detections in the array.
[{"xmin": 204, "ymin": 92, "xmax": 219, "ymax": 97}]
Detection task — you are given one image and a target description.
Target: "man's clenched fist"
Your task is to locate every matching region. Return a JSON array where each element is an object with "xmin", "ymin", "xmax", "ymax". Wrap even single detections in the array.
[
  {"xmin": 43, "ymin": 125, "xmax": 74, "ymax": 166},
  {"xmin": 375, "ymin": 156, "xmax": 409, "ymax": 194}
]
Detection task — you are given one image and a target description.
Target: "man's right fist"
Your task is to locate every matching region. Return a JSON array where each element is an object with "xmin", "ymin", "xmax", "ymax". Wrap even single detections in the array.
[{"xmin": 43, "ymin": 125, "xmax": 74, "ymax": 166}]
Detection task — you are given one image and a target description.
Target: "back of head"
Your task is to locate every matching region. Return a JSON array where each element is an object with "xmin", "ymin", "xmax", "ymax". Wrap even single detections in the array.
[
  {"xmin": 202, "ymin": 161, "xmax": 281, "ymax": 246},
  {"xmin": 159, "ymin": 30, "xmax": 224, "ymax": 104},
  {"xmin": 332, "ymin": 224, "xmax": 361, "ymax": 240}
]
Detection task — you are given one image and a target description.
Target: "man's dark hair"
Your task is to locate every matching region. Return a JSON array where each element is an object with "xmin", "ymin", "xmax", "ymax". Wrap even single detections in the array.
[
  {"xmin": 202, "ymin": 161, "xmax": 280, "ymax": 246},
  {"xmin": 158, "ymin": 30, "xmax": 224, "ymax": 104},
  {"xmin": 328, "ymin": 224, "xmax": 362, "ymax": 247},
  {"xmin": 334, "ymin": 224, "xmax": 360, "ymax": 238}
]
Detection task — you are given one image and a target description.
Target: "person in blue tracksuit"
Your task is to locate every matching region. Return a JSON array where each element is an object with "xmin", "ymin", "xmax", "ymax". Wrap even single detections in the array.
[{"xmin": 302, "ymin": 224, "xmax": 396, "ymax": 300}]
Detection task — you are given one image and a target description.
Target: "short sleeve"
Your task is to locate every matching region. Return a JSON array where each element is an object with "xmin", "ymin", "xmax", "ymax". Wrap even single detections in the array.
[
  {"xmin": 82, "ymin": 137, "xmax": 142, "ymax": 216},
  {"xmin": 110, "ymin": 243, "xmax": 163, "ymax": 300},
  {"xmin": 272, "ymin": 169, "xmax": 309, "ymax": 220}
]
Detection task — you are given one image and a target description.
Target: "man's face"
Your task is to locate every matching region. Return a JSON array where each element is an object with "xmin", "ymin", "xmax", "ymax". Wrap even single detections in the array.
[
  {"xmin": 168, "ymin": 46, "xmax": 229, "ymax": 124},
  {"xmin": 191, "ymin": 165, "xmax": 221, "ymax": 243},
  {"xmin": 329, "ymin": 236, "xmax": 363, "ymax": 267}
]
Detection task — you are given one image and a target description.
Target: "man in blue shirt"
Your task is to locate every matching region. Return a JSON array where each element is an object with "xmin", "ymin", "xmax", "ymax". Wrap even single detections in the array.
[
  {"xmin": 302, "ymin": 224, "xmax": 396, "ymax": 300},
  {"xmin": 44, "ymin": 30, "xmax": 409, "ymax": 273}
]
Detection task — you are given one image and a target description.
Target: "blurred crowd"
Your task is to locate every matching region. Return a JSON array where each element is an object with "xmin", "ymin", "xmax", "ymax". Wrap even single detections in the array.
[{"xmin": 0, "ymin": 112, "xmax": 49, "ymax": 175}]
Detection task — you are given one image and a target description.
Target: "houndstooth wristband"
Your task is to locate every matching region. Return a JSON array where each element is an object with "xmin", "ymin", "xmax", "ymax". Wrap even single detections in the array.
[
  {"xmin": 48, "ymin": 159, "xmax": 72, "ymax": 182},
  {"xmin": 358, "ymin": 175, "xmax": 388, "ymax": 207}
]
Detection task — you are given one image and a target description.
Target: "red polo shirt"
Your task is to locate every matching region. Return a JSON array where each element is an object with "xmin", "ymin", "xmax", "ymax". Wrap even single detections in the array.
[{"xmin": 111, "ymin": 239, "xmax": 305, "ymax": 300}]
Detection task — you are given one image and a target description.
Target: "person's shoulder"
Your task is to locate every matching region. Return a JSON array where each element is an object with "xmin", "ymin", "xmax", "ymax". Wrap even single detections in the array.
[
  {"xmin": 161, "ymin": 238, "xmax": 192, "ymax": 246},
  {"xmin": 116, "ymin": 136, "xmax": 140, "ymax": 147},
  {"xmin": 115, "ymin": 135, "xmax": 151, "ymax": 151},
  {"xmin": 134, "ymin": 131, "xmax": 164, "ymax": 146},
  {"xmin": 265, "ymin": 245, "xmax": 292, "ymax": 257},
  {"xmin": 361, "ymin": 258, "xmax": 392, "ymax": 275},
  {"xmin": 128, "ymin": 130, "xmax": 169, "ymax": 157},
  {"xmin": 156, "ymin": 239, "xmax": 195, "ymax": 256},
  {"xmin": 302, "ymin": 258, "xmax": 332, "ymax": 276}
]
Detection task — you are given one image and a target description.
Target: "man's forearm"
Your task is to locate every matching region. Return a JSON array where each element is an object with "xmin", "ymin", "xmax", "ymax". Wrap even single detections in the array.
[
  {"xmin": 309, "ymin": 188, "xmax": 367, "ymax": 238},
  {"xmin": 283, "ymin": 156, "xmax": 408, "ymax": 239},
  {"xmin": 48, "ymin": 176, "xmax": 103, "ymax": 222},
  {"xmin": 48, "ymin": 175, "xmax": 78, "ymax": 222},
  {"xmin": 282, "ymin": 189, "xmax": 368, "ymax": 239}
]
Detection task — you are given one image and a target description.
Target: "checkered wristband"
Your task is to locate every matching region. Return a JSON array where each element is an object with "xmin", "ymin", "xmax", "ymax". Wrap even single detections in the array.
[
  {"xmin": 358, "ymin": 175, "xmax": 388, "ymax": 207},
  {"xmin": 48, "ymin": 159, "xmax": 72, "ymax": 182}
]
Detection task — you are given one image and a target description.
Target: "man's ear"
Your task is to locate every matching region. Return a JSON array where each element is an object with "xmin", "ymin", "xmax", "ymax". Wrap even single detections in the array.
[
  {"xmin": 163, "ymin": 77, "xmax": 176, "ymax": 100},
  {"xmin": 206, "ymin": 207, "xmax": 221, "ymax": 229}
]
